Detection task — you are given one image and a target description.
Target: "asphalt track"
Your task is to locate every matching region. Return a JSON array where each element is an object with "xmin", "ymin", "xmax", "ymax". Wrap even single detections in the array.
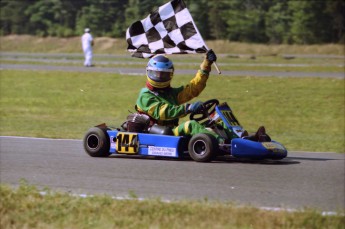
[{"xmin": 0, "ymin": 136, "xmax": 344, "ymax": 212}]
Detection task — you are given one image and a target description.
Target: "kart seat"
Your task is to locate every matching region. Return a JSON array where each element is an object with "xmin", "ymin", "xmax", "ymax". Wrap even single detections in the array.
[{"xmin": 149, "ymin": 124, "xmax": 174, "ymax": 136}]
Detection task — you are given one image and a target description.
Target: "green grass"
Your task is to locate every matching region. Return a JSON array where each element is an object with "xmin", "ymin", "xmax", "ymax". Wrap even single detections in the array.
[
  {"xmin": 0, "ymin": 70, "xmax": 344, "ymax": 152},
  {"xmin": 1, "ymin": 183, "xmax": 343, "ymax": 229}
]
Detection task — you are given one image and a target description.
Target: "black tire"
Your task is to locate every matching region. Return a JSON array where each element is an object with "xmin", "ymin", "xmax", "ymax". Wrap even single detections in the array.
[
  {"xmin": 83, "ymin": 127, "xmax": 110, "ymax": 157},
  {"xmin": 188, "ymin": 134, "xmax": 218, "ymax": 162}
]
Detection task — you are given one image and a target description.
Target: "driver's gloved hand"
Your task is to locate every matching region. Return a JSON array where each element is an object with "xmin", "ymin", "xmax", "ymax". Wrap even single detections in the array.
[
  {"xmin": 200, "ymin": 49, "xmax": 217, "ymax": 73},
  {"xmin": 186, "ymin": 101, "xmax": 203, "ymax": 113},
  {"xmin": 206, "ymin": 49, "xmax": 217, "ymax": 63}
]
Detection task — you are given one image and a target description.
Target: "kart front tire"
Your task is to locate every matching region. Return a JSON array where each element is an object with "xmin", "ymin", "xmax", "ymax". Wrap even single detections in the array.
[
  {"xmin": 83, "ymin": 127, "xmax": 110, "ymax": 157},
  {"xmin": 188, "ymin": 133, "xmax": 217, "ymax": 162}
]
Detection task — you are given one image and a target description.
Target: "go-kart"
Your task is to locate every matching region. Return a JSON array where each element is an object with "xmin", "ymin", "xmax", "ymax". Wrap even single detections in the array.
[{"xmin": 83, "ymin": 99, "xmax": 288, "ymax": 162}]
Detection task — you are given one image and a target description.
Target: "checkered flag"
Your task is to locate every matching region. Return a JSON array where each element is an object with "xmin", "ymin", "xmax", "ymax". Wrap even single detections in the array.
[{"xmin": 126, "ymin": 0, "xmax": 207, "ymax": 58}]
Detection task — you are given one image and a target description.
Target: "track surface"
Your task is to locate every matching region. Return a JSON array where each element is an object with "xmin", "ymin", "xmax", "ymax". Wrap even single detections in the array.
[{"xmin": 0, "ymin": 136, "xmax": 344, "ymax": 212}]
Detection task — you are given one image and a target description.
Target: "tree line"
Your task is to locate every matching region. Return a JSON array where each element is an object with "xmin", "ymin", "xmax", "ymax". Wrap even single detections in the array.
[{"xmin": 1, "ymin": 0, "xmax": 344, "ymax": 44}]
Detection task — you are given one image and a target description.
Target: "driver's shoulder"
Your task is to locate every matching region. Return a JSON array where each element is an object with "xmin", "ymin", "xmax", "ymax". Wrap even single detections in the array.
[
  {"xmin": 138, "ymin": 88, "xmax": 155, "ymax": 96},
  {"xmin": 138, "ymin": 88, "xmax": 159, "ymax": 101}
]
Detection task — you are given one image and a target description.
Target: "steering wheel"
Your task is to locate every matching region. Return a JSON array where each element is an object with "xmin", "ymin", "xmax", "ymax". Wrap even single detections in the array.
[{"xmin": 189, "ymin": 99, "xmax": 219, "ymax": 122}]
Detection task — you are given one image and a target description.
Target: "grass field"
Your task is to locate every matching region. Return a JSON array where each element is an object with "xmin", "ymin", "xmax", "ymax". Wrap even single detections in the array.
[{"xmin": 1, "ymin": 183, "xmax": 343, "ymax": 229}]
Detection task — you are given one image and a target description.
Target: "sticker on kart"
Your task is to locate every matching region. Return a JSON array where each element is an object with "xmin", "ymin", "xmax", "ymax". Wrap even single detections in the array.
[
  {"xmin": 221, "ymin": 110, "xmax": 240, "ymax": 126},
  {"xmin": 115, "ymin": 132, "xmax": 139, "ymax": 154},
  {"xmin": 148, "ymin": 146, "xmax": 177, "ymax": 157},
  {"xmin": 262, "ymin": 142, "xmax": 286, "ymax": 153}
]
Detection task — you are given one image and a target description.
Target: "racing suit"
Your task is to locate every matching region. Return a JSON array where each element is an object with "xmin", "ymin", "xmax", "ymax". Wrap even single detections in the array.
[{"xmin": 136, "ymin": 59, "xmax": 226, "ymax": 142}]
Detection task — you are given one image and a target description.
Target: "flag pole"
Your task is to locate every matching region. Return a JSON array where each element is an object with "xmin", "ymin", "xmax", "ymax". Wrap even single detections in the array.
[
  {"xmin": 210, "ymin": 58, "xmax": 221, "ymax": 75},
  {"xmin": 188, "ymin": 11, "xmax": 221, "ymax": 74},
  {"xmin": 203, "ymin": 47, "xmax": 222, "ymax": 75}
]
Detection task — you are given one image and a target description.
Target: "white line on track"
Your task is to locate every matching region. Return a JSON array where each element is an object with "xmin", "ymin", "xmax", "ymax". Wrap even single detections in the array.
[
  {"xmin": 37, "ymin": 191, "xmax": 341, "ymax": 216},
  {"xmin": 0, "ymin": 136, "xmax": 81, "ymax": 142}
]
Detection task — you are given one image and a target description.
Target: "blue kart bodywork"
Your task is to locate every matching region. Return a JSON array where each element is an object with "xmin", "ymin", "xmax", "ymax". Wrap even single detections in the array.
[
  {"xmin": 107, "ymin": 130, "xmax": 188, "ymax": 158},
  {"xmin": 83, "ymin": 101, "xmax": 288, "ymax": 162}
]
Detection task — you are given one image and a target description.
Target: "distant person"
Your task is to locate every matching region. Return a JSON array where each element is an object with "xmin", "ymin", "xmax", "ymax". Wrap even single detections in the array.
[{"xmin": 81, "ymin": 28, "xmax": 94, "ymax": 67}]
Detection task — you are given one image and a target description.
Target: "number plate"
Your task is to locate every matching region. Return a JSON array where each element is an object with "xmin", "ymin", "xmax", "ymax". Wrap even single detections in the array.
[
  {"xmin": 221, "ymin": 110, "xmax": 240, "ymax": 126},
  {"xmin": 115, "ymin": 132, "xmax": 139, "ymax": 154}
]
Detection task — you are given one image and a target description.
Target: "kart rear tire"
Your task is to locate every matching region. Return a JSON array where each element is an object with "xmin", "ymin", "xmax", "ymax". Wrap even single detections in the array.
[
  {"xmin": 188, "ymin": 133, "xmax": 218, "ymax": 162},
  {"xmin": 83, "ymin": 127, "xmax": 110, "ymax": 157}
]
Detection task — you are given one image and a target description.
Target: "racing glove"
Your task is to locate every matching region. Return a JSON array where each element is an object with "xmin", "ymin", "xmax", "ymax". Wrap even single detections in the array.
[
  {"xmin": 206, "ymin": 49, "xmax": 217, "ymax": 63},
  {"xmin": 200, "ymin": 49, "xmax": 217, "ymax": 73},
  {"xmin": 186, "ymin": 101, "xmax": 203, "ymax": 113}
]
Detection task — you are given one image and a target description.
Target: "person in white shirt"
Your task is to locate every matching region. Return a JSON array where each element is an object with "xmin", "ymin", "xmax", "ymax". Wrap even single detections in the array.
[{"xmin": 81, "ymin": 28, "xmax": 94, "ymax": 67}]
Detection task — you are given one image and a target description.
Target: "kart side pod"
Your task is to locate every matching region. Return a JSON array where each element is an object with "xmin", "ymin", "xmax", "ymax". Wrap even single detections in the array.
[{"xmin": 231, "ymin": 138, "xmax": 288, "ymax": 160}]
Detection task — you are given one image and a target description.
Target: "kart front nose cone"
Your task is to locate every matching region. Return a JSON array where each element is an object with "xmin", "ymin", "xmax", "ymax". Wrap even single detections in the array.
[{"xmin": 231, "ymin": 138, "xmax": 287, "ymax": 160}]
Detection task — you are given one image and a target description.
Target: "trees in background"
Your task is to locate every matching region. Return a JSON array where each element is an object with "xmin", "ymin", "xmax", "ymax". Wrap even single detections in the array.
[{"xmin": 0, "ymin": 0, "xmax": 343, "ymax": 44}]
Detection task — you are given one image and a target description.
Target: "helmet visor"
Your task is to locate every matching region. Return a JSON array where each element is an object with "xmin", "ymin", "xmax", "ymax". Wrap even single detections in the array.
[{"xmin": 147, "ymin": 69, "xmax": 173, "ymax": 82}]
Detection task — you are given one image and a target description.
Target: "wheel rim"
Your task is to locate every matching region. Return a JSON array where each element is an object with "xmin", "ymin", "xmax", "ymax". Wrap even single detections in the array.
[
  {"xmin": 87, "ymin": 134, "xmax": 100, "ymax": 150},
  {"xmin": 192, "ymin": 140, "xmax": 207, "ymax": 156}
]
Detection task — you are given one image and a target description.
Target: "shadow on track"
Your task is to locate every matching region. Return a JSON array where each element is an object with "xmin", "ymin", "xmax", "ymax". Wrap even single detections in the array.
[
  {"xmin": 106, "ymin": 154, "xmax": 300, "ymax": 165},
  {"xmin": 286, "ymin": 156, "xmax": 343, "ymax": 162}
]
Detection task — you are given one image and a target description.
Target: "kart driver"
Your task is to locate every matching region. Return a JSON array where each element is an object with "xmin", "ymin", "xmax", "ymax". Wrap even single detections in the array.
[{"xmin": 135, "ymin": 50, "xmax": 267, "ymax": 143}]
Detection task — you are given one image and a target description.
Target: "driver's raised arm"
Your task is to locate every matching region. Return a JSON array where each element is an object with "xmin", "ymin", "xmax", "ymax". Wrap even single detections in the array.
[{"xmin": 177, "ymin": 50, "xmax": 217, "ymax": 104}]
